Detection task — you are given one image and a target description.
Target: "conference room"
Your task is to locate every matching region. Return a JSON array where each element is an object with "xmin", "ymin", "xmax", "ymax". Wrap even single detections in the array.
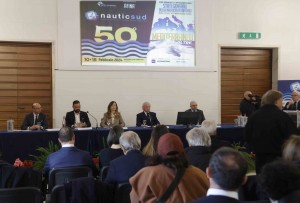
[{"xmin": 0, "ymin": 0, "xmax": 299, "ymax": 202}]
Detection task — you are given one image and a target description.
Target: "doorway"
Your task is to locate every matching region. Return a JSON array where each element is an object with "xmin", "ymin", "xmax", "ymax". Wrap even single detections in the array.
[{"xmin": 221, "ymin": 48, "xmax": 273, "ymax": 123}]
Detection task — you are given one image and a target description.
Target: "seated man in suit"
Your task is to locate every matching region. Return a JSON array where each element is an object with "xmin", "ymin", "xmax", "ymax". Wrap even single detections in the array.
[
  {"xmin": 283, "ymin": 91, "xmax": 300, "ymax": 110},
  {"xmin": 43, "ymin": 127, "xmax": 95, "ymax": 177},
  {"xmin": 21, "ymin": 103, "xmax": 48, "ymax": 130},
  {"xmin": 185, "ymin": 100, "xmax": 206, "ymax": 124},
  {"xmin": 192, "ymin": 147, "xmax": 248, "ymax": 203},
  {"xmin": 105, "ymin": 131, "xmax": 146, "ymax": 184},
  {"xmin": 65, "ymin": 100, "xmax": 91, "ymax": 128},
  {"xmin": 136, "ymin": 102, "xmax": 160, "ymax": 127}
]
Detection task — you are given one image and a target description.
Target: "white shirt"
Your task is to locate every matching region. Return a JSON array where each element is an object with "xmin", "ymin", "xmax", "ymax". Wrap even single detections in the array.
[
  {"xmin": 74, "ymin": 112, "xmax": 80, "ymax": 124},
  {"xmin": 207, "ymin": 188, "xmax": 238, "ymax": 200},
  {"xmin": 61, "ymin": 143, "xmax": 75, "ymax": 148},
  {"xmin": 33, "ymin": 113, "xmax": 39, "ymax": 124}
]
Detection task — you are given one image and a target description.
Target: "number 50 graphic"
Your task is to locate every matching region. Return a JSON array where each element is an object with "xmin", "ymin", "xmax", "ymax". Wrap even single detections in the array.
[{"xmin": 94, "ymin": 26, "xmax": 137, "ymax": 43}]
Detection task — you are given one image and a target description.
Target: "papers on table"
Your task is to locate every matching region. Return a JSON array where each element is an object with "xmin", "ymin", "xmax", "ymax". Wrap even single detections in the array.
[
  {"xmin": 45, "ymin": 128, "xmax": 61, "ymax": 132},
  {"xmin": 75, "ymin": 127, "xmax": 93, "ymax": 131}
]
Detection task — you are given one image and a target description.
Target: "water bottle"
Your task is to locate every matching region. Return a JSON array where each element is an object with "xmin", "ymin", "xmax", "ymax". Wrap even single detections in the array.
[
  {"xmin": 62, "ymin": 116, "xmax": 66, "ymax": 127},
  {"xmin": 7, "ymin": 119, "xmax": 14, "ymax": 132}
]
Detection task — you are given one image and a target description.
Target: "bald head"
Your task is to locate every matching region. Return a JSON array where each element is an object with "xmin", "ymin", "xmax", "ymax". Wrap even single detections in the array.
[
  {"xmin": 243, "ymin": 91, "xmax": 252, "ymax": 100},
  {"xmin": 32, "ymin": 103, "xmax": 42, "ymax": 114},
  {"xmin": 142, "ymin": 102, "xmax": 151, "ymax": 113},
  {"xmin": 190, "ymin": 101, "xmax": 198, "ymax": 110}
]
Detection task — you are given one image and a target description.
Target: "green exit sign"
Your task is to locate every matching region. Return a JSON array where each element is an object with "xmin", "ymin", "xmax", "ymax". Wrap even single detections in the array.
[{"xmin": 239, "ymin": 32, "xmax": 261, "ymax": 39}]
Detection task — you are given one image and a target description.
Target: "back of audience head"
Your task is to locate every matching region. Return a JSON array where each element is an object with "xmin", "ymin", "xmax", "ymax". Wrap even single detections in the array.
[
  {"xmin": 261, "ymin": 90, "xmax": 283, "ymax": 108},
  {"xmin": 283, "ymin": 135, "xmax": 300, "ymax": 162},
  {"xmin": 201, "ymin": 120, "xmax": 217, "ymax": 136},
  {"xmin": 186, "ymin": 128, "xmax": 211, "ymax": 147},
  {"xmin": 58, "ymin": 126, "xmax": 74, "ymax": 144},
  {"xmin": 259, "ymin": 160, "xmax": 300, "ymax": 201},
  {"xmin": 208, "ymin": 147, "xmax": 248, "ymax": 191},
  {"xmin": 150, "ymin": 125, "xmax": 169, "ymax": 151},
  {"xmin": 119, "ymin": 131, "xmax": 141, "ymax": 154},
  {"xmin": 107, "ymin": 125, "xmax": 124, "ymax": 147},
  {"xmin": 147, "ymin": 133, "xmax": 188, "ymax": 170}
]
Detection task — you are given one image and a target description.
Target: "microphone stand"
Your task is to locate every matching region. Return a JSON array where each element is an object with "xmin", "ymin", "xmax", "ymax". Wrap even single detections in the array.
[{"xmin": 87, "ymin": 111, "xmax": 99, "ymax": 129}]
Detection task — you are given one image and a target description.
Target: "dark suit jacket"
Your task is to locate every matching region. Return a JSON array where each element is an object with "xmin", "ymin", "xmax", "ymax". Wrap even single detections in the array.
[
  {"xmin": 99, "ymin": 148, "xmax": 124, "ymax": 169},
  {"xmin": 283, "ymin": 101, "xmax": 300, "ymax": 110},
  {"xmin": 185, "ymin": 109, "xmax": 206, "ymax": 124},
  {"xmin": 21, "ymin": 113, "xmax": 48, "ymax": 130},
  {"xmin": 192, "ymin": 195, "xmax": 241, "ymax": 203},
  {"xmin": 211, "ymin": 136, "xmax": 232, "ymax": 153},
  {"xmin": 185, "ymin": 146, "xmax": 211, "ymax": 171},
  {"xmin": 65, "ymin": 111, "xmax": 91, "ymax": 127},
  {"xmin": 136, "ymin": 112, "xmax": 160, "ymax": 126},
  {"xmin": 43, "ymin": 147, "xmax": 94, "ymax": 177},
  {"xmin": 105, "ymin": 150, "xmax": 146, "ymax": 184}
]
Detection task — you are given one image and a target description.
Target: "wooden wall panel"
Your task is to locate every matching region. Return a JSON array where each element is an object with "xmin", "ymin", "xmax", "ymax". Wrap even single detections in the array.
[
  {"xmin": 0, "ymin": 42, "xmax": 52, "ymax": 130},
  {"xmin": 221, "ymin": 48, "xmax": 272, "ymax": 124}
]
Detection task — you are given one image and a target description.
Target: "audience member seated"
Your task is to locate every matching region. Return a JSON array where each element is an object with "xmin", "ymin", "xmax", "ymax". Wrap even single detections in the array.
[
  {"xmin": 136, "ymin": 102, "xmax": 160, "ymax": 127},
  {"xmin": 65, "ymin": 100, "xmax": 91, "ymax": 128},
  {"xmin": 201, "ymin": 120, "xmax": 232, "ymax": 153},
  {"xmin": 99, "ymin": 125, "xmax": 124, "ymax": 169},
  {"xmin": 192, "ymin": 147, "xmax": 248, "ymax": 203},
  {"xmin": 259, "ymin": 160, "xmax": 300, "ymax": 203},
  {"xmin": 105, "ymin": 131, "xmax": 146, "ymax": 184},
  {"xmin": 142, "ymin": 125, "xmax": 169, "ymax": 157},
  {"xmin": 185, "ymin": 100, "xmax": 206, "ymax": 124},
  {"xmin": 21, "ymin": 103, "xmax": 48, "ymax": 130},
  {"xmin": 185, "ymin": 128, "xmax": 211, "ymax": 171},
  {"xmin": 43, "ymin": 127, "xmax": 95, "ymax": 177},
  {"xmin": 130, "ymin": 133, "xmax": 209, "ymax": 203},
  {"xmin": 283, "ymin": 135, "xmax": 300, "ymax": 167},
  {"xmin": 100, "ymin": 101, "xmax": 125, "ymax": 128}
]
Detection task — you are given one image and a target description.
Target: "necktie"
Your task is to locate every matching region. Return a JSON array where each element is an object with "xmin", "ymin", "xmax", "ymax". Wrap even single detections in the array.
[{"xmin": 34, "ymin": 114, "xmax": 38, "ymax": 125}]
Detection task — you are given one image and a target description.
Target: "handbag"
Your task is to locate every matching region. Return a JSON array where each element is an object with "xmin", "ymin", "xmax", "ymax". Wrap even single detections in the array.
[{"xmin": 156, "ymin": 167, "xmax": 186, "ymax": 203}]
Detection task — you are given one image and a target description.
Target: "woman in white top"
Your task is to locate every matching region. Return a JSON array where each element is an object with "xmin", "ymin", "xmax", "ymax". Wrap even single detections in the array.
[{"xmin": 100, "ymin": 101, "xmax": 125, "ymax": 128}]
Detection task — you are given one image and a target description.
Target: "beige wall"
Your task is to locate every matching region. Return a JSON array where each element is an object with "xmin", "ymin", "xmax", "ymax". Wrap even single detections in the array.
[{"xmin": 1, "ymin": 0, "xmax": 300, "ymax": 127}]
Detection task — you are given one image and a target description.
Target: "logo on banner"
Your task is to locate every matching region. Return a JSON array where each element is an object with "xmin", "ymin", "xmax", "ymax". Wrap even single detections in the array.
[
  {"xmin": 290, "ymin": 82, "xmax": 300, "ymax": 91},
  {"xmin": 85, "ymin": 11, "xmax": 98, "ymax": 21}
]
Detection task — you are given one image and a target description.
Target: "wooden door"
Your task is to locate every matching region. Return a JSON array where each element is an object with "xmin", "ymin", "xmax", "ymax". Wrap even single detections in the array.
[
  {"xmin": 0, "ymin": 42, "xmax": 52, "ymax": 130},
  {"xmin": 221, "ymin": 48, "xmax": 272, "ymax": 123}
]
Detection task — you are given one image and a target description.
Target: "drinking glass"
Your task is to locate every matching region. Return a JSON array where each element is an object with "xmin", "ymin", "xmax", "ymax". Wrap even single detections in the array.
[{"xmin": 142, "ymin": 120, "xmax": 147, "ymax": 126}]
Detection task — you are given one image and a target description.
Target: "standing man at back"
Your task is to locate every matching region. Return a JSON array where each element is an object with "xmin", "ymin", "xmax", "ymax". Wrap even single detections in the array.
[
  {"xmin": 192, "ymin": 147, "xmax": 248, "ymax": 203},
  {"xmin": 136, "ymin": 102, "xmax": 160, "ymax": 127},
  {"xmin": 185, "ymin": 101, "xmax": 205, "ymax": 124},
  {"xmin": 65, "ymin": 100, "xmax": 91, "ymax": 128},
  {"xmin": 21, "ymin": 103, "xmax": 48, "ymax": 130}
]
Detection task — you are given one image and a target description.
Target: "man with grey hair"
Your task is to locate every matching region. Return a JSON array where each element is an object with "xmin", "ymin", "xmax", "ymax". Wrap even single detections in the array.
[
  {"xmin": 283, "ymin": 90, "xmax": 300, "ymax": 110},
  {"xmin": 105, "ymin": 131, "xmax": 146, "ymax": 184},
  {"xmin": 185, "ymin": 128, "xmax": 211, "ymax": 171},
  {"xmin": 21, "ymin": 103, "xmax": 48, "ymax": 130},
  {"xmin": 245, "ymin": 90, "xmax": 297, "ymax": 173},
  {"xmin": 185, "ymin": 101, "xmax": 206, "ymax": 124},
  {"xmin": 201, "ymin": 120, "xmax": 231, "ymax": 153},
  {"xmin": 136, "ymin": 102, "xmax": 160, "ymax": 127}
]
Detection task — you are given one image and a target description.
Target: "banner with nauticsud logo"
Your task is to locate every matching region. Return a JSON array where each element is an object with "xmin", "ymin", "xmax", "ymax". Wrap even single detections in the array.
[{"xmin": 80, "ymin": 0, "xmax": 195, "ymax": 67}]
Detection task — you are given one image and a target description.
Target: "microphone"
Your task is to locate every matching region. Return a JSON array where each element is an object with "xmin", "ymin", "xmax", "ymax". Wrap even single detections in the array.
[{"xmin": 87, "ymin": 111, "xmax": 98, "ymax": 128}]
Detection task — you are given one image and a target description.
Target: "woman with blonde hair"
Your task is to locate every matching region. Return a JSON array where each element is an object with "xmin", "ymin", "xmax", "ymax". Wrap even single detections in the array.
[{"xmin": 142, "ymin": 125, "xmax": 169, "ymax": 157}]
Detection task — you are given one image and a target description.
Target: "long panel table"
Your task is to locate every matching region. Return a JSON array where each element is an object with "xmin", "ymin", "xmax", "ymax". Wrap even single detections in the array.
[{"xmin": 0, "ymin": 125, "xmax": 244, "ymax": 164}]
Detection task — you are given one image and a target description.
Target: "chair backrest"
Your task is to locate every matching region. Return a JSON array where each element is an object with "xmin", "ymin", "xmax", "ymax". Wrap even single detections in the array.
[
  {"xmin": 100, "ymin": 166, "xmax": 109, "ymax": 182},
  {"xmin": 114, "ymin": 183, "xmax": 132, "ymax": 203},
  {"xmin": 48, "ymin": 166, "xmax": 93, "ymax": 192},
  {"xmin": 0, "ymin": 187, "xmax": 41, "ymax": 203},
  {"xmin": 51, "ymin": 185, "xmax": 66, "ymax": 203}
]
